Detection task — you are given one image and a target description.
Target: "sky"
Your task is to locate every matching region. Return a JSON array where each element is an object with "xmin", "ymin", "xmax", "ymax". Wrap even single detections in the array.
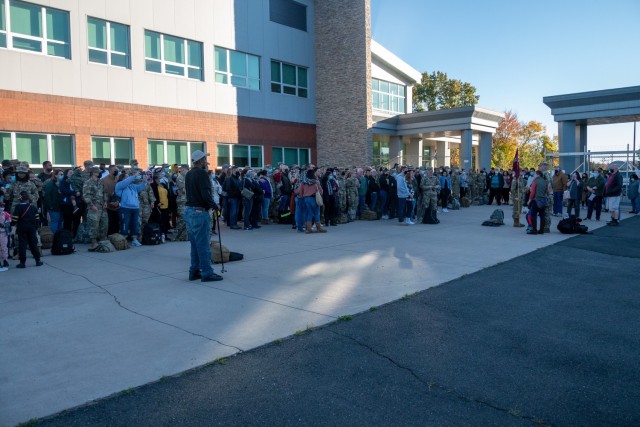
[{"xmin": 370, "ymin": 0, "xmax": 640, "ymax": 153}]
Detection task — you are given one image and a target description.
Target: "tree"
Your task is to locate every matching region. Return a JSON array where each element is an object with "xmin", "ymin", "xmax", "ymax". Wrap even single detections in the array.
[
  {"xmin": 412, "ymin": 71, "xmax": 479, "ymax": 112},
  {"xmin": 491, "ymin": 111, "xmax": 558, "ymax": 170}
]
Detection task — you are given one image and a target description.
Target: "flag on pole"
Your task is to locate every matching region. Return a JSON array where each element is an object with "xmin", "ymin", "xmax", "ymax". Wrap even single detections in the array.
[{"xmin": 512, "ymin": 148, "xmax": 520, "ymax": 179}]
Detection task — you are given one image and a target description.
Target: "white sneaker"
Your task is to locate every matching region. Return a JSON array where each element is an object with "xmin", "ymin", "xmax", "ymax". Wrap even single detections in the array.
[
  {"xmin": 443, "ymin": 208, "xmax": 449, "ymax": 213},
  {"xmin": 406, "ymin": 219, "xmax": 415, "ymax": 225},
  {"xmin": 382, "ymin": 215, "xmax": 389, "ymax": 220},
  {"xmin": 0, "ymin": 267, "xmax": 7, "ymax": 272},
  {"xmin": 131, "ymin": 239, "xmax": 142, "ymax": 247},
  {"xmin": 161, "ymin": 234, "xmax": 166, "ymax": 243}
]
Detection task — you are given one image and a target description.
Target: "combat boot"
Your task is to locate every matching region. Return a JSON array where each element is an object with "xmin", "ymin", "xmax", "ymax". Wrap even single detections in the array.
[
  {"xmin": 305, "ymin": 221, "xmax": 314, "ymax": 234},
  {"xmin": 513, "ymin": 217, "xmax": 524, "ymax": 227},
  {"xmin": 88, "ymin": 239, "xmax": 98, "ymax": 252},
  {"xmin": 316, "ymin": 223, "xmax": 328, "ymax": 233}
]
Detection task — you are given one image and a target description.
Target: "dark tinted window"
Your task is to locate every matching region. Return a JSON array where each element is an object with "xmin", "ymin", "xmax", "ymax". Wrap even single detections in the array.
[{"xmin": 269, "ymin": 0, "xmax": 307, "ymax": 32}]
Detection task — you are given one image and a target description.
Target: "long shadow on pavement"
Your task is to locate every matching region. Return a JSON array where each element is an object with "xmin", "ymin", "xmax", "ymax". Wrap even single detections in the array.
[{"xmin": 35, "ymin": 216, "xmax": 640, "ymax": 427}]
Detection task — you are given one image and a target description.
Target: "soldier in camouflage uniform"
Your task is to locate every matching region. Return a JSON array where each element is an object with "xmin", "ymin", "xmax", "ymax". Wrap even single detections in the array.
[
  {"xmin": 173, "ymin": 166, "xmax": 188, "ymax": 241},
  {"xmin": 11, "ymin": 166, "xmax": 39, "ymax": 212},
  {"xmin": 336, "ymin": 171, "xmax": 347, "ymax": 221},
  {"xmin": 468, "ymin": 171, "xmax": 477, "ymax": 202},
  {"xmin": 539, "ymin": 161, "xmax": 552, "ymax": 233},
  {"xmin": 451, "ymin": 168, "xmax": 461, "ymax": 200},
  {"xmin": 415, "ymin": 169, "xmax": 425, "ymax": 222},
  {"xmin": 419, "ymin": 167, "xmax": 440, "ymax": 220},
  {"xmin": 476, "ymin": 171, "xmax": 486, "ymax": 204},
  {"xmin": 138, "ymin": 176, "xmax": 155, "ymax": 230},
  {"xmin": 510, "ymin": 172, "xmax": 525, "ymax": 228},
  {"xmin": 345, "ymin": 172, "xmax": 359, "ymax": 222},
  {"xmin": 83, "ymin": 167, "xmax": 108, "ymax": 250}
]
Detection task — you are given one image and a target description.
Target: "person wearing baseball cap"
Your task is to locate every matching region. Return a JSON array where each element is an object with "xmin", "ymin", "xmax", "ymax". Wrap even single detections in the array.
[{"xmin": 184, "ymin": 150, "xmax": 222, "ymax": 282}]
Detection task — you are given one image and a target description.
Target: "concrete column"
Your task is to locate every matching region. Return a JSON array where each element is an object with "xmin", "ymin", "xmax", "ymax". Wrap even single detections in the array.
[
  {"xmin": 559, "ymin": 121, "xmax": 579, "ymax": 172},
  {"xmin": 388, "ymin": 136, "xmax": 403, "ymax": 166},
  {"xmin": 478, "ymin": 132, "xmax": 492, "ymax": 170},
  {"xmin": 406, "ymin": 137, "xmax": 421, "ymax": 168},
  {"xmin": 460, "ymin": 129, "xmax": 473, "ymax": 171},
  {"xmin": 436, "ymin": 140, "xmax": 450, "ymax": 168}
]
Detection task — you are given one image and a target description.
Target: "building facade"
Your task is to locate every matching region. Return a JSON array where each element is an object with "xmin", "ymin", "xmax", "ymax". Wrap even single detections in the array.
[{"xmin": 0, "ymin": 0, "xmax": 500, "ymax": 171}]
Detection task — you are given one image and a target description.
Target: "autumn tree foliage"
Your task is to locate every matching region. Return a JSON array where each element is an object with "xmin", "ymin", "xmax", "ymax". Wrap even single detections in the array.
[
  {"xmin": 492, "ymin": 111, "xmax": 558, "ymax": 170},
  {"xmin": 412, "ymin": 71, "xmax": 479, "ymax": 112}
]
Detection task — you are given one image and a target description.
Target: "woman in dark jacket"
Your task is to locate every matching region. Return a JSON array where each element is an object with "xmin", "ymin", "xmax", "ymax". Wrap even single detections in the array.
[
  {"xmin": 59, "ymin": 168, "xmax": 82, "ymax": 237},
  {"xmin": 566, "ymin": 171, "xmax": 584, "ymax": 218},
  {"xmin": 321, "ymin": 169, "xmax": 339, "ymax": 226}
]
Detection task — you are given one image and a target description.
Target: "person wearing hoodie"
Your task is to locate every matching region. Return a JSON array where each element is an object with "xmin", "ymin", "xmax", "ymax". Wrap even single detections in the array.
[{"xmin": 115, "ymin": 172, "xmax": 148, "ymax": 246}]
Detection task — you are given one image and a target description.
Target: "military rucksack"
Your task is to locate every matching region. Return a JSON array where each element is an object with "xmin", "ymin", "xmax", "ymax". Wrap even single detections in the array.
[
  {"xmin": 39, "ymin": 226, "xmax": 54, "ymax": 249},
  {"xmin": 74, "ymin": 221, "xmax": 92, "ymax": 244},
  {"xmin": 51, "ymin": 229, "xmax": 75, "ymax": 255},
  {"xmin": 141, "ymin": 223, "xmax": 162, "ymax": 245},
  {"xmin": 94, "ymin": 240, "xmax": 116, "ymax": 253},
  {"xmin": 482, "ymin": 209, "xmax": 505, "ymax": 226},
  {"xmin": 450, "ymin": 198, "xmax": 460, "ymax": 210},
  {"xmin": 460, "ymin": 197, "xmax": 471, "ymax": 208},
  {"xmin": 108, "ymin": 233, "xmax": 130, "ymax": 250},
  {"xmin": 422, "ymin": 206, "xmax": 440, "ymax": 224}
]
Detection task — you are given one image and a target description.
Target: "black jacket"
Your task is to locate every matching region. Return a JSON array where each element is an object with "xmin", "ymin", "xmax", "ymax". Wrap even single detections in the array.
[{"xmin": 12, "ymin": 202, "xmax": 39, "ymax": 231}]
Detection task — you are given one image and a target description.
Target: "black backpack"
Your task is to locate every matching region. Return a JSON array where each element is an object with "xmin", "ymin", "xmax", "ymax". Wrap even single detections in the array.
[
  {"xmin": 142, "ymin": 223, "xmax": 162, "ymax": 245},
  {"xmin": 422, "ymin": 206, "xmax": 440, "ymax": 224},
  {"xmin": 51, "ymin": 229, "xmax": 75, "ymax": 255},
  {"xmin": 557, "ymin": 216, "xmax": 589, "ymax": 234}
]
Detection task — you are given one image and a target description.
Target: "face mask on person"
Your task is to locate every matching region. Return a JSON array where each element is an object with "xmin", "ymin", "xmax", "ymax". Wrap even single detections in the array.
[
  {"xmin": 329, "ymin": 175, "xmax": 334, "ymax": 180},
  {"xmin": 165, "ymin": 167, "xmax": 171, "ymax": 173},
  {"xmin": 57, "ymin": 175, "xmax": 64, "ymax": 182},
  {"xmin": 268, "ymin": 168, "xmax": 273, "ymax": 174},
  {"xmin": 10, "ymin": 176, "xmax": 16, "ymax": 183}
]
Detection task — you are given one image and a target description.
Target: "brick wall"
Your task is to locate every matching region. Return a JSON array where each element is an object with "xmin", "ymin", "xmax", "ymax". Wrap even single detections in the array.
[
  {"xmin": 314, "ymin": 0, "xmax": 372, "ymax": 167},
  {"xmin": 0, "ymin": 90, "xmax": 316, "ymax": 168}
]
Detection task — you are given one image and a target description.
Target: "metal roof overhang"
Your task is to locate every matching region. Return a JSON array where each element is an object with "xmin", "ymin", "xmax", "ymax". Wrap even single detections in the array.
[
  {"xmin": 543, "ymin": 86, "xmax": 640, "ymax": 125},
  {"xmin": 371, "ymin": 106, "xmax": 505, "ymax": 138}
]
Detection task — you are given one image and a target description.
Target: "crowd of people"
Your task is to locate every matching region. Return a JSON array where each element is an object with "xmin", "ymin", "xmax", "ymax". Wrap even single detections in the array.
[{"xmin": 0, "ymin": 153, "xmax": 637, "ymax": 272}]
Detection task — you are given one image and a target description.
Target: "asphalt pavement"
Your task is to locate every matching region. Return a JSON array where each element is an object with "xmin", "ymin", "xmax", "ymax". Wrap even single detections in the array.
[{"xmin": 31, "ymin": 215, "xmax": 640, "ymax": 427}]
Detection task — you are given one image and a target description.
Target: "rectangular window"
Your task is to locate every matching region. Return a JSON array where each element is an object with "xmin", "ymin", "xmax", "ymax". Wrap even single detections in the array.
[
  {"xmin": 214, "ymin": 46, "xmax": 260, "ymax": 90},
  {"xmin": 372, "ymin": 141, "xmax": 390, "ymax": 166},
  {"xmin": 91, "ymin": 136, "xmax": 133, "ymax": 166},
  {"xmin": 372, "ymin": 78, "xmax": 406, "ymax": 114},
  {"xmin": 269, "ymin": 0, "xmax": 307, "ymax": 32},
  {"xmin": 1, "ymin": 0, "xmax": 70, "ymax": 58},
  {"xmin": 144, "ymin": 30, "xmax": 203, "ymax": 80},
  {"xmin": 271, "ymin": 60, "xmax": 308, "ymax": 98},
  {"xmin": 272, "ymin": 147, "xmax": 310, "ymax": 167},
  {"xmin": 1, "ymin": 131, "xmax": 74, "ymax": 167},
  {"xmin": 87, "ymin": 17, "xmax": 130, "ymax": 68},
  {"xmin": 148, "ymin": 139, "xmax": 204, "ymax": 166},
  {"xmin": 217, "ymin": 143, "xmax": 263, "ymax": 168}
]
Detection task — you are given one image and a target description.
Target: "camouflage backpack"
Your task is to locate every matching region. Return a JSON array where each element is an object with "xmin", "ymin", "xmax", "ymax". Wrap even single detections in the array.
[
  {"xmin": 482, "ymin": 209, "xmax": 505, "ymax": 226},
  {"xmin": 108, "ymin": 233, "xmax": 130, "ymax": 250},
  {"xmin": 39, "ymin": 226, "xmax": 54, "ymax": 249},
  {"xmin": 74, "ymin": 222, "xmax": 93, "ymax": 244},
  {"xmin": 94, "ymin": 240, "xmax": 116, "ymax": 253},
  {"xmin": 450, "ymin": 198, "xmax": 460, "ymax": 210}
]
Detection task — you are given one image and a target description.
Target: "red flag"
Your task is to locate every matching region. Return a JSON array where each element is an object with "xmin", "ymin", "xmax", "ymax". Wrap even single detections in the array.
[{"xmin": 512, "ymin": 148, "xmax": 520, "ymax": 179}]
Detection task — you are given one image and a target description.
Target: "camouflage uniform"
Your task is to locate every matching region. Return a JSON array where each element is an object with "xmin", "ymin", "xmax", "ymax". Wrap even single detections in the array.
[
  {"xmin": 468, "ymin": 171, "xmax": 477, "ymax": 201},
  {"xmin": 542, "ymin": 170, "xmax": 552, "ymax": 233},
  {"xmin": 138, "ymin": 182, "xmax": 155, "ymax": 228},
  {"xmin": 82, "ymin": 176, "xmax": 108, "ymax": 242},
  {"xmin": 173, "ymin": 173, "xmax": 188, "ymax": 241},
  {"xmin": 420, "ymin": 174, "xmax": 439, "ymax": 213},
  {"xmin": 345, "ymin": 176, "xmax": 359, "ymax": 221},
  {"xmin": 451, "ymin": 171, "xmax": 460, "ymax": 200},
  {"xmin": 11, "ymin": 178, "xmax": 39, "ymax": 212},
  {"xmin": 476, "ymin": 173, "xmax": 486, "ymax": 203},
  {"xmin": 337, "ymin": 175, "xmax": 347, "ymax": 216},
  {"xmin": 510, "ymin": 176, "xmax": 524, "ymax": 227}
]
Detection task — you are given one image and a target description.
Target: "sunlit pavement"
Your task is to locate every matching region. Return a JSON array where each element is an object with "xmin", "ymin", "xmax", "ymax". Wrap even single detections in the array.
[{"xmin": 1, "ymin": 205, "xmax": 636, "ymax": 425}]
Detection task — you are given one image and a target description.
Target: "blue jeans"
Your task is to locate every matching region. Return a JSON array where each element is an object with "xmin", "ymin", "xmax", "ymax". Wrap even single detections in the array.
[
  {"xmin": 119, "ymin": 207, "xmax": 140, "ymax": 238},
  {"xmin": 397, "ymin": 197, "xmax": 407, "ymax": 222},
  {"xmin": 279, "ymin": 194, "xmax": 291, "ymax": 212},
  {"xmin": 303, "ymin": 196, "xmax": 318, "ymax": 222},
  {"xmin": 242, "ymin": 197, "xmax": 253, "ymax": 228},
  {"xmin": 553, "ymin": 191, "xmax": 563, "ymax": 214},
  {"xmin": 261, "ymin": 198, "xmax": 271, "ymax": 220},
  {"xmin": 379, "ymin": 190, "xmax": 388, "ymax": 217},
  {"xmin": 369, "ymin": 192, "xmax": 378, "ymax": 213},
  {"xmin": 295, "ymin": 196, "xmax": 306, "ymax": 230},
  {"xmin": 632, "ymin": 196, "xmax": 640, "ymax": 213},
  {"xmin": 227, "ymin": 198, "xmax": 239, "ymax": 226},
  {"xmin": 184, "ymin": 207, "xmax": 214, "ymax": 277},
  {"xmin": 357, "ymin": 194, "xmax": 366, "ymax": 216},
  {"xmin": 48, "ymin": 210, "xmax": 63, "ymax": 234}
]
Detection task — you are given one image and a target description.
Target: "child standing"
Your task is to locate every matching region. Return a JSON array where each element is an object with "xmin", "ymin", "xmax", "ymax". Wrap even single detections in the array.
[{"xmin": 11, "ymin": 191, "xmax": 43, "ymax": 268}]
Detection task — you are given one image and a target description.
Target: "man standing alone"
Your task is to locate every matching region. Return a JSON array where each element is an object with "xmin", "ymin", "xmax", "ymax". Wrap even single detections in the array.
[{"xmin": 184, "ymin": 150, "xmax": 223, "ymax": 282}]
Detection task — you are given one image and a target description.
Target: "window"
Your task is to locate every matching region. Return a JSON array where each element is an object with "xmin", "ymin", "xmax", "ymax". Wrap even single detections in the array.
[
  {"xmin": 148, "ymin": 139, "xmax": 204, "ymax": 166},
  {"xmin": 91, "ymin": 137, "xmax": 133, "ymax": 165},
  {"xmin": 214, "ymin": 46, "xmax": 260, "ymax": 90},
  {"xmin": 87, "ymin": 17, "xmax": 130, "ymax": 68},
  {"xmin": 217, "ymin": 143, "xmax": 263, "ymax": 168},
  {"xmin": 0, "ymin": 0, "xmax": 70, "ymax": 58},
  {"xmin": 269, "ymin": 0, "xmax": 307, "ymax": 32},
  {"xmin": 271, "ymin": 147, "xmax": 310, "ymax": 166},
  {"xmin": 144, "ymin": 30, "xmax": 203, "ymax": 80},
  {"xmin": 372, "ymin": 78, "xmax": 406, "ymax": 114},
  {"xmin": 271, "ymin": 60, "xmax": 307, "ymax": 98},
  {"xmin": 0, "ymin": 131, "xmax": 74, "ymax": 167},
  {"xmin": 372, "ymin": 141, "xmax": 389, "ymax": 166}
]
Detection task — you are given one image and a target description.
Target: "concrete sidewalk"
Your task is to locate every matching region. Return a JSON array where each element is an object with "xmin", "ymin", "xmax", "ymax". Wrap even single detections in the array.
[{"xmin": 0, "ymin": 205, "xmax": 620, "ymax": 426}]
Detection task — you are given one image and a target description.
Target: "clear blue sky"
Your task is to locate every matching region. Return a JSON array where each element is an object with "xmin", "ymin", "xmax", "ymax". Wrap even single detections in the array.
[{"xmin": 371, "ymin": 0, "xmax": 640, "ymax": 152}]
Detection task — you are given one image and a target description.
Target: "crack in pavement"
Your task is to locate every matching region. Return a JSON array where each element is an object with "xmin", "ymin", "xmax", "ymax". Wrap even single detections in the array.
[
  {"xmin": 45, "ymin": 263, "xmax": 245, "ymax": 353},
  {"xmin": 330, "ymin": 329, "xmax": 553, "ymax": 427}
]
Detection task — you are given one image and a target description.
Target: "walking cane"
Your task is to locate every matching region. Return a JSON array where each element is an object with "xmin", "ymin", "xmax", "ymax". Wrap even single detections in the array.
[{"xmin": 215, "ymin": 210, "xmax": 226, "ymax": 273}]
